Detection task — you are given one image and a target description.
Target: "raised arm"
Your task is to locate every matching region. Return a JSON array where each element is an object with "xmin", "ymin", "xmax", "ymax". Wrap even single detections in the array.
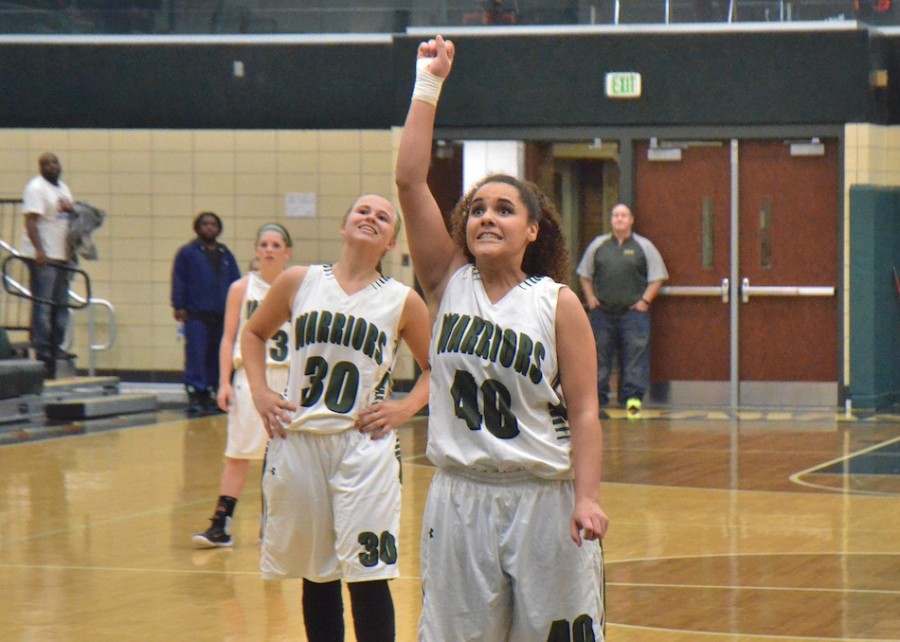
[{"xmin": 396, "ymin": 35, "xmax": 465, "ymax": 303}]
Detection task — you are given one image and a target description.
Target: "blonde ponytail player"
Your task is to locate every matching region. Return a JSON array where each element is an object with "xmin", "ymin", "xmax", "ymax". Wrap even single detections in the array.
[{"xmin": 241, "ymin": 195, "xmax": 431, "ymax": 642}]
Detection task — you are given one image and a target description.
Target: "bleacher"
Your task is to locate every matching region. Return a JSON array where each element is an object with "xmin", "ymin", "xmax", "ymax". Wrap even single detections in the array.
[{"xmin": 0, "ymin": 198, "xmax": 158, "ymax": 432}]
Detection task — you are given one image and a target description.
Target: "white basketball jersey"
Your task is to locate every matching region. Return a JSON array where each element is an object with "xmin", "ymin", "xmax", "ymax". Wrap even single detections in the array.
[
  {"xmin": 284, "ymin": 264, "xmax": 410, "ymax": 434},
  {"xmin": 427, "ymin": 265, "xmax": 573, "ymax": 479},
  {"xmin": 233, "ymin": 272, "xmax": 291, "ymax": 371}
]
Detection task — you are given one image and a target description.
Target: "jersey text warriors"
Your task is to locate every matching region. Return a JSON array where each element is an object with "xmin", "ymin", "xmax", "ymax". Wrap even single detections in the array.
[
  {"xmin": 284, "ymin": 264, "xmax": 410, "ymax": 434},
  {"xmin": 428, "ymin": 264, "xmax": 572, "ymax": 479}
]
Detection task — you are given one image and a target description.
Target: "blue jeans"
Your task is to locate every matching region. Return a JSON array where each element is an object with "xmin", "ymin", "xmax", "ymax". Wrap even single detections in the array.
[
  {"xmin": 588, "ymin": 307, "xmax": 651, "ymax": 405},
  {"xmin": 28, "ymin": 261, "xmax": 72, "ymax": 363},
  {"xmin": 183, "ymin": 316, "xmax": 224, "ymax": 395}
]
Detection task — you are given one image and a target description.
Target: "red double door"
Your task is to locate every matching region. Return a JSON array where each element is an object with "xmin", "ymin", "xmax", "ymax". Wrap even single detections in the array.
[{"xmin": 634, "ymin": 139, "xmax": 839, "ymax": 407}]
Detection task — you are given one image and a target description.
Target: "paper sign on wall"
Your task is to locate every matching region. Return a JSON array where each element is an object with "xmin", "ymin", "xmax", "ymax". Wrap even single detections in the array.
[{"xmin": 285, "ymin": 192, "xmax": 316, "ymax": 218}]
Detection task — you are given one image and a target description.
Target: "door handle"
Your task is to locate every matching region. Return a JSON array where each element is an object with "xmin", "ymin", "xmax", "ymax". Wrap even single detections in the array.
[
  {"xmin": 659, "ymin": 277, "xmax": 729, "ymax": 302},
  {"xmin": 740, "ymin": 277, "xmax": 835, "ymax": 303}
]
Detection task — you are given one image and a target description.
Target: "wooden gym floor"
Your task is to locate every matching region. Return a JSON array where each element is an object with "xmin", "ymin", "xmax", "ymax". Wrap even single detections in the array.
[{"xmin": 1, "ymin": 405, "xmax": 899, "ymax": 641}]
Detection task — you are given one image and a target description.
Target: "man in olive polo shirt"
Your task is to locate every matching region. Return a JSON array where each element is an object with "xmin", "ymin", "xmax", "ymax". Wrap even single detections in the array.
[{"xmin": 577, "ymin": 203, "xmax": 668, "ymax": 416}]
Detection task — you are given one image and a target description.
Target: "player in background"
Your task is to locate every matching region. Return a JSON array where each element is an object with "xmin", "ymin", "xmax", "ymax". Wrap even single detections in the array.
[
  {"xmin": 396, "ymin": 35, "xmax": 609, "ymax": 641},
  {"xmin": 192, "ymin": 223, "xmax": 293, "ymax": 548},
  {"xmin": 241, "ymin": 195, "xmax": 431, "ymax": 642}
]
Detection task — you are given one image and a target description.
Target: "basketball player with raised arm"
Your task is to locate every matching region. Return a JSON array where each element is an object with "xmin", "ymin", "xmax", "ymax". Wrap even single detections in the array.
[{"xmin": 396, "ymin": 36, "xmax": 609, "ymax": 641}]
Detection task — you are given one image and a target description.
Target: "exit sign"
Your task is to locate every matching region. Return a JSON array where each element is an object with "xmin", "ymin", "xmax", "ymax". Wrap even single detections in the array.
[{"xmin": 605, "ymin": 72, "xmax": 642, "ymax": 99}]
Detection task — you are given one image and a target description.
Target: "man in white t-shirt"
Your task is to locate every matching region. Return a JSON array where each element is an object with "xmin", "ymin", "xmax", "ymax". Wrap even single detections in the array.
[{"xmin": 20, "ymin": 152, "xmax": 74, "ymax": 378}]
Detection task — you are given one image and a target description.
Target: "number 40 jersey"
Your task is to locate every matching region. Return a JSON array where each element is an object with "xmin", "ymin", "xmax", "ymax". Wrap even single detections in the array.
[
  {"xmin": 283, "ymin": 264, "xmax": 411, "ymax": 434},
  {"xmin": 427, "ymin": 264, "xmax": 574, "ymax": 481}
]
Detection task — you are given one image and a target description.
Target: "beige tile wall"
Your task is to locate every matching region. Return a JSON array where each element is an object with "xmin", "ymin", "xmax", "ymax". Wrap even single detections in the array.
[
  {"xmin": 842, "ymin": 123, "xmax": 900, "ymax": 386},
  {"xmin": 5, "ymin": 125, "xmax": 888, "ymax": 391},
  {"xmin": 0, "ymin": 128, "xmax": 419, "ymax": 382}
]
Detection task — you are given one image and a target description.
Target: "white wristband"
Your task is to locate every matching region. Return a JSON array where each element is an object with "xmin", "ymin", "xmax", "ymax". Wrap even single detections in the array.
[{"xmin": 412, "ymin": 57, "xmax": 444, "ymax": 106}]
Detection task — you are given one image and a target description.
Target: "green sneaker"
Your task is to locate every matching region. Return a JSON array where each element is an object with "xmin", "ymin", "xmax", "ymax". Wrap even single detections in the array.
[{"xmin": 626, "ymin": 398, "xmax": 642, "ymax": 417}]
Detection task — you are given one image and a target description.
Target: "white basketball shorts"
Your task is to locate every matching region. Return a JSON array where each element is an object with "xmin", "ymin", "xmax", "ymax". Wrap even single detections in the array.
[
  {"xmin": 419, "ymin": 467, "xmax": 605, "ymax": 642},
  {"xmin": 260, "ymin": 428, "xmax": 401, "ymax": 583}
]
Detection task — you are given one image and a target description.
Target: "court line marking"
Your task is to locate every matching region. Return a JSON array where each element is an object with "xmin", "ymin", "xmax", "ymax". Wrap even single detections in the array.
[
  {"xmin": 609, "ymin": 622, "xmax": 890, "ymax": 641},
  {"xmin": 607, "ymin": 580, "xmax": 900, "ymax": 596},
  {"xmin": 0, "ymin": 413, "xmax": 206, "ymax": 448},
  {"xmin": 0, "ymin": 494, "xmax": 262, "ymax": 545},
  {"xmin": 607, "ymin": 550, "xmax": 900, "ymax": 564},
  {"xmin": 6, "ymin": 556, "xmax": 898, "ymax": 593},
  {"xmin": 5, "ymin": 562, "xmax": 897, "ymax": 597},
  {"xmin": 602, "ymin": 409, "xmax": 900, "ymax": 422},
  {"xmin": 0, "ymin": 562, "xmax": 262, "ymax": 576},
  {"xmin": 789, "ymin": 434, "xmax": 900, "ymax": 494},
  {"xmin": 3, "ymin": 461, "xmax": 428, "ymax": 546},
  {"xmin": 0, "ymin": 551, "xmax": 896, "ymax": 642},
  {"xmin": 0, "ymin": 460, "xmax": 878, "ymax": 547},
  {"xmin": 0, "ymin": 562, "xmax": 423, "ymax": 582}
]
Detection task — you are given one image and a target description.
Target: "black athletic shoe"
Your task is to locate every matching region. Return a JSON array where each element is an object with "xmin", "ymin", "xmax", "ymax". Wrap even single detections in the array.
[
  {"xmin": 192, "ymin": 518, "xmax": 233, "ymax": 548},
  {"xmin": 202, "ymin": 396, "xmax": 225, "ymax": 415},
  {"xmin": 186, "ymin": 391, "xmax": 209, "ymax": 417}
]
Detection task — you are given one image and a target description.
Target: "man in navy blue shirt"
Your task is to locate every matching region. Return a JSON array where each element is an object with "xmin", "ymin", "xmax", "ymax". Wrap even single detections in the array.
[{"xmin": 171, "ymin": 212, "xmax": 241, "ymax": 415}]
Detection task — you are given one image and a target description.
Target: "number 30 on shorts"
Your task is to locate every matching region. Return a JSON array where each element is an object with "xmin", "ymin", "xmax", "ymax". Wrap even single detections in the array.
[{"xmin": 357, "ymin": 530, "xmax": 398, "ymax": 567}]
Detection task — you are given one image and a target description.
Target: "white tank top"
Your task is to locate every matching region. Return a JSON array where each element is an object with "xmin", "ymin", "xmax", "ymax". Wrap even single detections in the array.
[
  {"xmin": 427, "ymin": 264, "xmax": 573, "ymax": 480},
  {"xmin": 284, "ymin": 264, "xmax": 410, "ymax": 434},
  {"xmin": 233, "ymin": 272, "xmax": 291, "ymax": 371}
]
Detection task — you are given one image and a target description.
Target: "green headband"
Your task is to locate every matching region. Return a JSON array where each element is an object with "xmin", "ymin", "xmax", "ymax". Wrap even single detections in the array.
[{"xmin": 257, "ymin": 223, "xmax": 293, "ymax": 247}]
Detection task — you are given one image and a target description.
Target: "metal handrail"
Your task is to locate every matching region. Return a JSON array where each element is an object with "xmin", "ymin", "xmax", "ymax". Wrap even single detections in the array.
[
  {"xmin": 67, "ymin": 287, "xmax": 117, "ymax": 376},
  {"xmin": 2, "ymin": 255, "xmax": 92, "ymax": 308},
  {"xmin": 0, "ymin": 238, "xmax": 18, "ymax": 257},
  {"xmin": 0, "ymin": 238, "xmax": 31, "ymax": 332},
  {"xmin": 0, "ymin": 239, "xmax": 116, "ymax": 375}
]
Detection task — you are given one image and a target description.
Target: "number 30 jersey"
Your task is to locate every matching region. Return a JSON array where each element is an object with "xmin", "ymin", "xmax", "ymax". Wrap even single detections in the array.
[
  {"xmin": 233, "ymin": 271, "xmax": 291, "ymax": 371},
  {"xmin": 284, "ymin": 264, "xmax": 410, "ymax": 434},
  {"xmin": 427, "ymin": 264, "xmax": 574, "ymax": 480}
]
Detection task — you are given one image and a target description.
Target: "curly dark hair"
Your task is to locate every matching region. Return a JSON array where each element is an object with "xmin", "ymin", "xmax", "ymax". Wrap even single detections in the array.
[{"xmin": 448, "ymin": 174, "xmax": 571, "ymax": 283}]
